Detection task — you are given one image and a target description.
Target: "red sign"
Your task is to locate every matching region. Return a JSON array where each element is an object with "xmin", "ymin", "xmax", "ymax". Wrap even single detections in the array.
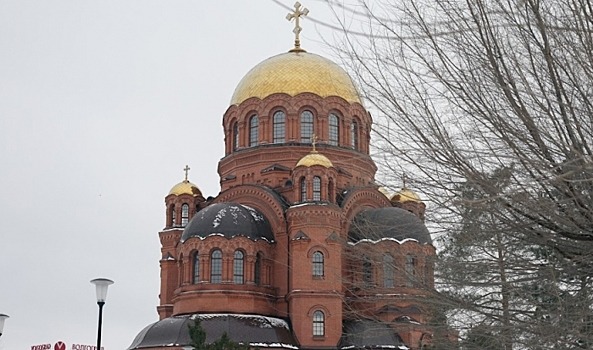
[{"xmin": 31, "ymin": 342, "xmax": 101, "ymax": 350}]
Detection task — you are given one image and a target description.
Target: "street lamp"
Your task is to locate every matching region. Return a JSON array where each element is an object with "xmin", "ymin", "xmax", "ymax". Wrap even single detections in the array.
[
  {"xmin": 91, "ymin": 278, "xmax": 114, "ymax": 350},
  {"xmin": 0, "ymin": 314, "xmax": 8, "ymax": 338}
]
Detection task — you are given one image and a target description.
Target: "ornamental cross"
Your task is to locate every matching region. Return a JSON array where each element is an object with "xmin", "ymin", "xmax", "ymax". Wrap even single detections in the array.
[
  {"xmin": 311, "ymin": 134, "xmax": 319, "ymax": 152},
  {"xmin": 402, "ymin": 172, "xmax": 408, "ymax": 188},
  {"xmin": 183, "ymin": 165, "xmax": 190, "ymax": 181},
  {"xmin": 286, "ymin": 2, "xmax": 309, "ymax": 51}
]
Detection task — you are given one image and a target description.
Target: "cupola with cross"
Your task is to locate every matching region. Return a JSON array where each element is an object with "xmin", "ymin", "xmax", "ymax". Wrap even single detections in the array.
[
  {"xmin": 390, "ymin": 174, "xmax": 426, "ymax": 221},
  {"xmin": 164, "ymin": 165, "xmax": 205, "ymax": 229},
  {"xmin": 292, "ymin": 135, "xmax": 338, "ymax": 203},
  {"xmin": 219, "ymin": 4, "xmax": 374, "ymax": 196}
]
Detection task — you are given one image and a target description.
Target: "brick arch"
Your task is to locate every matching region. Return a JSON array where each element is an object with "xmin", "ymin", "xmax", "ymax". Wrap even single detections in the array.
[
  {"xmin": 214, "ymin": 185, "xmax": 287, "ymax": 237},
  {"xmin": 308, "ymin": 245, "xmax": 330, "ymax": 259},
  {"xmin": 222, "ymin": 104, "xmax": 239, "ymax": 126},
  {"xmin": 326, "ymin": 105, "xmax": 347, "ymax": 119},
  {"xmin": 233, "ymin": 96, "xmax": 264, "ymax": 113},
  {"xmin": 222, "ymin": 107, "xmax": 240, "ymax": 155},
  {"xmin": 324, "ymin": 97, "xmax": 355, "ymax": 116},
  {"xmin": 307, "ymin": 304, "xmax": 332, "ymax": 317},
  {"xmin": 324, "ymin": 95, "xmax": 353, "ymax": 104},
  {"xmin": 259, "ymin": 94, "xmax": 293, "ymax": 115},
  {"xmin": 294, "ymin": 94, "xmax": 324, "ymax": 113},
  {"xmin": 341, "ymin": 187, "xmax": 392, "ymax": 232},
  {"xmin": 297, "ymin": 105, "xmax": 321, "ymax": 122},
  {"xmin": 231, "ymin": 102, "xmax": 264, "ymax": 125},
  {"xmin": 265, "ymin": 105, "xmax": 289, "ymax": 120}
]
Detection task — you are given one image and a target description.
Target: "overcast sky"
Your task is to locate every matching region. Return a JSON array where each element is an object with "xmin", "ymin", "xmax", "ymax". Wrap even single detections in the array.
[{"xmin": 0, "ymin": 1, "xmax": 351, "ymax": 349}]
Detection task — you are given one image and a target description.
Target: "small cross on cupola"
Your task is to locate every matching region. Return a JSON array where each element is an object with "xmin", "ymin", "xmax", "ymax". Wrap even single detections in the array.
[
  {"xmin": 311, "ymin": 134, "xmax": 319, "ymax": 152},
  {"xmin": 183, "ymin": 165, "xmax": 190, "ymax": 182}
]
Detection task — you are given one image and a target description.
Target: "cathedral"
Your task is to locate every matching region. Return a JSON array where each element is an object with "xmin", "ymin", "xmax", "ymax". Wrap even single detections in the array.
[{"xmin": 128, "ymin": 4, "xmax": 437, "ymax": 350}]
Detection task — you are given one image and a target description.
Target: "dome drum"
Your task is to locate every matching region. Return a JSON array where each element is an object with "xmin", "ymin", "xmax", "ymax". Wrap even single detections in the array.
[
  {"xmin": 172, "ymin": 287, "xmax": 278, "ymax": 316},
  {"xmin": 222, "ymin": 99, "xmax": 371, "ymax": 157}
]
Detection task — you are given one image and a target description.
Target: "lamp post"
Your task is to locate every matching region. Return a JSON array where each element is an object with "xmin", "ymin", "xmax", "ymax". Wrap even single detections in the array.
[
  {"xmin": 91, "ymin": 278, "xmax": 114, "ymax": 350},
  {"xmin": 0, "ymin": 314, "xmax": 8, "ymax": 338}
]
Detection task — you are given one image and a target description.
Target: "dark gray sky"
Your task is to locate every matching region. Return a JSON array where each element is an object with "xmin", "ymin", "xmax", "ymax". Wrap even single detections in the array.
[{"xmin": 0, "ymin": 1, "xmax": 344, "ymax": 349}]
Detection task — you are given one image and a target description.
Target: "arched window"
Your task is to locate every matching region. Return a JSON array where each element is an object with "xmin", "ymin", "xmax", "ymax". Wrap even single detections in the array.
[
  {"xmin": 210, "ymin": 249, "xmax": 222, "ymax": 283},
  {"xmin": 351, "ymin": 120, "xmax": 359, "ymax": 150},
  {"xmin": 193, "ymin": 252, "xmax": 200, "ymax": 284},
  {"xmin": 249, "ymin": 115, "xmax": 259, "ymax": 147},
  {"xmin": 329, "ymin": 113, "xmax": 339, "ymax": 146},
  {"xmin": 313, "ymin": 176, "xmax": 321, "ymax": 201},
  {"xmin": 301, "ymin": 110, "xmax": 314, "ymax": 143},
  {"xmin": 255, "ymin": 252, "xmax": 262, "ymax": 285},
  {"xmin": 233, "ymin": 250, "xmax": 244, "ymax": 284},
  {"xmin": 273, "ymin": 111, "xmax": 286, "ymax": 143},
  {"xmin": 383, "ymin": 254, "xmax": 394, "ymax": 287},
  {"xmin": 181, "ymin": 203, "xmax": 189, "ymax": 226},
  {"xmin": 313, "ymin": 310, "xmax": 325, "ymax": 336},
  {"xmin": 300, "ymin": 177, "xmax": 307, "ymax": 202},
  {"xmin": 328, "ymin": 179, "xmax": 334, "ymax": 204},
  {"xmin": 363, "ymin": 255, "xmax": 373, "ymax": 285},
  {"xmin": 405, "ymin": 255, "xmax": 416, "ymax": 287},
  {"xmin": 169, "ymin": 205, "xmax": 175, "ymax": 226},
  {"xmin": 312, "ymin": 251, "xmax": 324, "ymax": 277},
  {"xmin": 232, "ymin": 122, "xmax": 239, "ymax": 150}
]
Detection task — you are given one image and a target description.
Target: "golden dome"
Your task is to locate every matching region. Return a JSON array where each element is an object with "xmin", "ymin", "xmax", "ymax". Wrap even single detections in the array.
[
  {"xmin": 295, "ymin": 151, "xmax": 334, "ymax": 168},
  {"xmin": 391, "ymin": 188, "xmax": 422, "ymax": 203},
  {"xmin": 230, "ymin": 51, "xmax": 362, "ymax": 105},
  {"xmin": 169, "ymin": 180, "xmax": 202, "ymax": 197}
]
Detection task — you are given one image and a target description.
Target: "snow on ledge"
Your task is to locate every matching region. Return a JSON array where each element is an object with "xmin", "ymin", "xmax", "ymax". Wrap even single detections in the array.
[{"xmin": 348, "ymin": 237, "xmax": 419, "ymax": 245}]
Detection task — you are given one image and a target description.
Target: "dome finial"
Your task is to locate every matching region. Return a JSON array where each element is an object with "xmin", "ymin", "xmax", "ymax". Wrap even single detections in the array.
[
  {"xmin": 286, "ymin": 2, "xmax": 309, "ymax": 53},
  {"xmin": 183, "ymin": 164, "xmax": 190, "ymax": 182},
  {"xmin": 391, "ymin": 173, "xmax": 422, "ymax": 203},
  {"xmin": 296, "ymin": 135, "xmax": 333, "ymax": 168}
]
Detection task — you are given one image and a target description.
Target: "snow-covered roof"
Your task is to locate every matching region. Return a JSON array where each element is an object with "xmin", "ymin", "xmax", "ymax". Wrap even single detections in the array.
[
  {"xmin": 128, "ymin": 313, "xmax": 297, "ymax": 350},
  {"xmin": 180, "ymin": 203, "xmax": 275, "ymax": 243}
]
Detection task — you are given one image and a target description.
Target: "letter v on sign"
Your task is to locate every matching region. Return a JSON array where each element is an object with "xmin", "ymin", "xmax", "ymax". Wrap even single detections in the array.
[{"xmin": 54, "ymin": 342, "xmax": 66, "ymax": 350}]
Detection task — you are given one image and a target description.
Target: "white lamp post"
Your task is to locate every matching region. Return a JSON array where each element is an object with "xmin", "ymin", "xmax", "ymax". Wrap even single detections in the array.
[
  {"xmin": 91, "ymin": 278, "xmax": 114, "ymax": 350},
  {"xmin": 0, "ymin": 314, "xmax": 8, "ymax": 338}
]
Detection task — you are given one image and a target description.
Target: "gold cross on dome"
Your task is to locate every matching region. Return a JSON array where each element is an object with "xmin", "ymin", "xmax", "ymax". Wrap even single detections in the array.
[
  {"xmin": 311, "ymin": 134, "xmax": 318, "ymax": 152},
  {"xmin": 286, "ymin": 2, "xmax": 309, "ymax": 52},
  {"xmin": 183, "ymin": 165, "xmax": 190, "ymax": 181}
]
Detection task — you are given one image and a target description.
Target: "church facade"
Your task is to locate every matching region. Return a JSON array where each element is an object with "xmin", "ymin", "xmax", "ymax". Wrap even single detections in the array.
[{"xmin": 129, "ymin": 6, "xmax": 438, "ymax": 350}]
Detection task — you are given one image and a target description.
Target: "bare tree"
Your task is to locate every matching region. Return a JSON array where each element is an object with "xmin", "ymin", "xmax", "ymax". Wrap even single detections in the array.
[{"xmin": 328, "ymin": 0, "xmax": 593, "ymax": 348}]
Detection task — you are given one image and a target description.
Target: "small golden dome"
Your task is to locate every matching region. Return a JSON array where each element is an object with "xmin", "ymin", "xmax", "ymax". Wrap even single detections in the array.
[
  {"xmin": 295, "ymin": 151, "xmax": 334, "ymax": 168},
  {"xmin": 391, "ymin": 188, "xmax": 422, "ymax": 203},
  {"xmin": 230, "ymin": 51, "xmax": 362, "ymax": 105},
  {"xmin": 378, "ymin": 187, "xmax": 391, "ymax": 198},
  {"xmin": 169, "ymin": 180, "xmax": 202, "ymax": 197}
]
